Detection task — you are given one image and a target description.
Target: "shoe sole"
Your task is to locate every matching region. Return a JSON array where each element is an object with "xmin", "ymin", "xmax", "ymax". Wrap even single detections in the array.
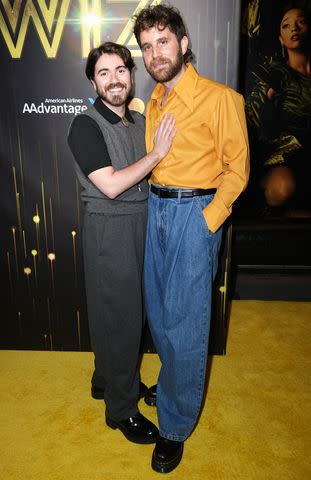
[
  {"xmin": 106, "ymin": 418, "xmax": 158, "ymax": 445},
  {"xmin": 151, "ymin": 444, "xmax": 184, "ymax": 473}
]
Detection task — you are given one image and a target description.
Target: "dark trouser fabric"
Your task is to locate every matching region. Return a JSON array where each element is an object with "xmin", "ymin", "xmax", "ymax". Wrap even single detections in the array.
[{"xmin": 82, "ymin": 208, "xmax": 147, "ymax": 421}]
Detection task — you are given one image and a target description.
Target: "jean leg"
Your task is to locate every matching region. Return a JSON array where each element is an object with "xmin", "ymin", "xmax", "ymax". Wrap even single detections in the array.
[
  {"xmin": 146, "ymin": 194, "xmax": 222, "ymax": 441},
  {"xmin": 144, "ymin": 194, "xmax": 168, "ymax": 361}
]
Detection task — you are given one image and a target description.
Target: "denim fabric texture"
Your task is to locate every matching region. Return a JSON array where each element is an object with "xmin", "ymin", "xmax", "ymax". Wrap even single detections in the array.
[{"xmin": 144, "ymin": 186, "xmax": 222, "ymax": 441}]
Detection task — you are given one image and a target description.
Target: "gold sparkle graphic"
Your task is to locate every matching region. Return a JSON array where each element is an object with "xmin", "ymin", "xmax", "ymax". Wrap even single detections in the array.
[
  {"xmin": 77, "ymin": 310, "xmax": 81, "ymax": 351},
  {"xmin": 11, "ymin": 226, "xmax": 18, "ymax": 276},
  {"xmin": 48, "ymin": 253, "xmax": 56, "ymax": 296},
  {"xmin": 72, "ymin": 230, "xmax": 77, "ymax": 287},
  {"xmin": 31, "ymin": 249, "xmax": 38, "ymax": 284}
]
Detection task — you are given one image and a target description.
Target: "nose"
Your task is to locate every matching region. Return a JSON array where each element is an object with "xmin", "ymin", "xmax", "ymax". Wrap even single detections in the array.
[
  {"xmin": 151, "ymin": 44, "xmax": 161, "ymax": 59},
  {"xmin": 110, "ymin": 71, "xmax": 118, "ymax": 82},
  {"xmin": 291, "ymin": 22, "xmax": 299, "ymax": 31}
]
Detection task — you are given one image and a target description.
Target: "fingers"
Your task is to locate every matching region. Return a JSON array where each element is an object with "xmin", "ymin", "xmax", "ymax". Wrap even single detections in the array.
[
  {"xmin": 170, "ymin": 126, "xmax": 177, "ymax": 140},
  {"xmin": 267, "ymin": 87, "xmax": 275, "ymax": 100},
  {"xmin": 152, "ymin": 113, "xmax": 176, "ymax": 160},
  {"xmin": 155, "ymin": 113, "xmax": 176, "ymax": 139},
  {"xmin": 160, "ymin": 113, "xmax": 176, "ymax": 133}
]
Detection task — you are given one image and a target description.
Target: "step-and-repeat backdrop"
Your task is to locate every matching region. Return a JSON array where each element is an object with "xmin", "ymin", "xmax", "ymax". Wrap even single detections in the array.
[{"xmin": 1, "ymin": 0, "xmax": 242, "ymax": 350}]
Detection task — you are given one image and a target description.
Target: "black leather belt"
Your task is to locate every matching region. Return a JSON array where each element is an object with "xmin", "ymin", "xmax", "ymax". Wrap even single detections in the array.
[{"xmin": 150, "ymin": 185, "xmax": 216, "ymax": 198}]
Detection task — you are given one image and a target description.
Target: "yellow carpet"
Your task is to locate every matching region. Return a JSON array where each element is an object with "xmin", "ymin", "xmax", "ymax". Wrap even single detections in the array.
[{"xmin": 1, "ymin": 300, "xmax": 310, "ymax": 479}]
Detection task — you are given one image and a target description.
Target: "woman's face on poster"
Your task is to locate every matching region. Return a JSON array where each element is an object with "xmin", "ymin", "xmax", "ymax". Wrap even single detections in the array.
[{"xmin": 279, "ymin": 8, "xmax": 309, "ymax": 51}]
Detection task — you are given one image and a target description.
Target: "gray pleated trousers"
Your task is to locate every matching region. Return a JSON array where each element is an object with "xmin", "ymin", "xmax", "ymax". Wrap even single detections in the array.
[{"xmin": 82, "ymin": 208, "xmax": 147, "ymax": 421}]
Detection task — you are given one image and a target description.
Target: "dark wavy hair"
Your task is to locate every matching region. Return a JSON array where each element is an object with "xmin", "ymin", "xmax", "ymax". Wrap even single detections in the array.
[
  {"xmin": 279, "ymin": 1, "xmax": 311, "ymax": 27},
  {"xmin": 133, "ymin": 3, "xmax": 193, "ymax": 63},
  {"xmin": 278, "ymin": 2, "xmax": 311, "ymax": 56},
  {"xmin": 85, "ymin": 42, "xmax": 135, "ymax": 80}
]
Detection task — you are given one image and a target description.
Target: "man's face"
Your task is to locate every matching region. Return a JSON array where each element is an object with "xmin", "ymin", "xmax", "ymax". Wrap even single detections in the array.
[
  {"xmin": 91, "ymin": 53, "xmax": 132, "ymax": 108},
  {"xmin": 139, "ymin": 26, "xmax": 188, "ymax": 83}
]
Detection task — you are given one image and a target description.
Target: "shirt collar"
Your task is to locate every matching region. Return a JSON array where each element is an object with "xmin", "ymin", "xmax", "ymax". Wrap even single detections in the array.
[
  {"xmin": 94, "ymin": 97, "xmax": 135, "ymax": 124},
  {"xmin": 150, "ymin": 63, "xmax": 198, "ymax": 112}
]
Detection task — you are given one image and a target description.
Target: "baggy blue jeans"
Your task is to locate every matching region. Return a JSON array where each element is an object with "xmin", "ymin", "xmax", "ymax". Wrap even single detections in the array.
[{"xmin": 144, "ymin": 186, "xmax": 223, "ymax": 441}]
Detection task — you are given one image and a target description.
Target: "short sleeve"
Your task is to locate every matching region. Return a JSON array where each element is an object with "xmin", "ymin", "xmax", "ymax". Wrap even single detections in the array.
[{"xmin": 68, "ymin": 115, "xmax": 112, "ymax": 175}]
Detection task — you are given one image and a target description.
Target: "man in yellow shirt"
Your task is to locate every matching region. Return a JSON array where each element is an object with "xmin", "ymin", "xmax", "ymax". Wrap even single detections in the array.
[{"xmin": 133, "ymin": 4, "xmax": 250, "ymax": 473}]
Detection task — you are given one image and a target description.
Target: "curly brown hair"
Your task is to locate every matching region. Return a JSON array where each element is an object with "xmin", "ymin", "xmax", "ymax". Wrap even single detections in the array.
[{"xmin": 133, "ymin": 3, "xmax": 193, "ymax": 63}]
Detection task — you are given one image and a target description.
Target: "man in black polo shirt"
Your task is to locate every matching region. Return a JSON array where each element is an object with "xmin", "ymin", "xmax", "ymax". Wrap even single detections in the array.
[{"xmin": 68, "ymin": 42, "xmax": 175, "ymax": 445}]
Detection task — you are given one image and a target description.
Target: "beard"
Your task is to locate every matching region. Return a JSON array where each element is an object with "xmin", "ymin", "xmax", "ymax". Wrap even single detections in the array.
[
  {"xmin": 97, "ymin": 82, "xmax": 131, "ymax": 107},
  {"xmin": 145, "ymin": 47, "xmax": 184, "ymax": 83}
]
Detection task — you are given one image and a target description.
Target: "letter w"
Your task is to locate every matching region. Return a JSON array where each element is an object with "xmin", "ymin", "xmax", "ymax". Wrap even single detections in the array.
[{"xmin": 0, "ymin": 0, "xmax": 71, "ymax": 58}]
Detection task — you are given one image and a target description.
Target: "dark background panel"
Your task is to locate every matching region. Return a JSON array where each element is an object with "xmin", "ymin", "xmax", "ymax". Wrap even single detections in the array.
[{"xmin": 1, "ymin": 0, "xmax": 241, "ymax": 351}]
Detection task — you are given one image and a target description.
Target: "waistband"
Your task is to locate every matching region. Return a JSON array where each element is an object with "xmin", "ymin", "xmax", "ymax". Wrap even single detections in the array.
[{"xmin": 150, "ymin": 184, "xmax": 216, "ymax": 199}]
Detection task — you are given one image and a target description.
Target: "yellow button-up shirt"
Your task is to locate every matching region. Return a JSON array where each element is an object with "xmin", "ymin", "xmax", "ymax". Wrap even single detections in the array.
[{"xmin": 145, "ymin": 64, "xmax": 250, "ymax": 232}]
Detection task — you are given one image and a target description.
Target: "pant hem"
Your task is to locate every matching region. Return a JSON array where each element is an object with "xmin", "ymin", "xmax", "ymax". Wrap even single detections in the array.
[
  {"xmin": 106, "ymin": 407, "xmax": 139, "ymax": 423},
  {"xmin": 159, "ymin": 430, "xmax": 188, "ymax": 442}
]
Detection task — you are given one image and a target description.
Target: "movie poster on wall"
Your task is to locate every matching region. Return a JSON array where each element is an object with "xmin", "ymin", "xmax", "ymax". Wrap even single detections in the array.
[{"xmin": 238, "ymin": 0, "xmax": 311, "ymax": 219}]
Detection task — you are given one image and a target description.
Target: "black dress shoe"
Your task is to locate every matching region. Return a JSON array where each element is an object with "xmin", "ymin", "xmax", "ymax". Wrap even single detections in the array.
[
  {"xmin": 152, "ymin": 436, "xmax": 184, "ymax": 473},
  {"xmin": 144, "ymin": 384, "xmax": 157, "ymax": 406},
  {"xmin": 91, "ymin": 381, "xmax": 148, "ymax": 400},
  {"xmin": 106, "ymin": 412, "xmax": 159, "ymax": 444}
]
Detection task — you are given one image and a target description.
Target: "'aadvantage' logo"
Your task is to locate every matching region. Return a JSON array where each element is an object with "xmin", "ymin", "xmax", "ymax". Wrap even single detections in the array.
[{"xmin": 22, "ymin": 98, "xmax": 87, "ymax": 115}]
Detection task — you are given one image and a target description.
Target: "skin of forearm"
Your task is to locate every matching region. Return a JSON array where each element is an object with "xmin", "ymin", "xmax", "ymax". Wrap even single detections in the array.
[{"xmin": 88, "ymin": 149, "xmax": 161, "ymax": 199}]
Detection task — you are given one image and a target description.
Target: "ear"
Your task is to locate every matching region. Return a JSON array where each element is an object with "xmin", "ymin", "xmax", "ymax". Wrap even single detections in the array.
[
  {"xmin": 181, "ymin": 36, "xmax": 189, "ymax": 56},
  {"xmin": 91, "ymin": 79, "xmax": 97, "ymax": 91},
  {"xmin": 279, "ymin": 36, "xmax": 283, "ymax": 45}
]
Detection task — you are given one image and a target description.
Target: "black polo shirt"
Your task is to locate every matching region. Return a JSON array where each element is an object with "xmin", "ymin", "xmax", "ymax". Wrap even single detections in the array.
[{"xmin": 68, "ymin": 97, "xmax": 135, "ymax": 176}]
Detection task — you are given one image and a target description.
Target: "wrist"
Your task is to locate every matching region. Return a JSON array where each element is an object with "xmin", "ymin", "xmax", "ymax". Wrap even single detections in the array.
[{"xmin": 148, "ymin": 149, "xmax": 161, "ymax": 165}]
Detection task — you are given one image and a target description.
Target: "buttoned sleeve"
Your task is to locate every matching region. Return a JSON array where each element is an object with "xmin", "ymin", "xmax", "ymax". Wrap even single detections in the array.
[{"xmin": 203, "ymin": 88, "xmax": 250, "ymax": 232}]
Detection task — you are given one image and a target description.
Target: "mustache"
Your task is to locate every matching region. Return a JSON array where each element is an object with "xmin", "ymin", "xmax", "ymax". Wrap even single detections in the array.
[
  {"xmin": 150, "ymin": 57, "xmax": 170, "ymax": 68},
  {"xmin": 105, "ymin": 82, "xmax": 126, "ymax": 92}
]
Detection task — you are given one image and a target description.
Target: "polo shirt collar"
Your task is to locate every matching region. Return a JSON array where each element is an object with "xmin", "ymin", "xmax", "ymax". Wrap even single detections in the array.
[
  {"xmin": 94, "ymin": 97, "xmax": 135, "ymax": 124},
  {"xmin": 151, "ymin": 63, "xmax": 198, "ymax": 112}
]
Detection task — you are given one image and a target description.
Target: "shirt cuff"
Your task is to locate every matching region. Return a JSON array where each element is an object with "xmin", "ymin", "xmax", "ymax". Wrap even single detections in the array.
[{"xmin": 203, "ymin": 201, "xmax": 231, "ymax": 233}]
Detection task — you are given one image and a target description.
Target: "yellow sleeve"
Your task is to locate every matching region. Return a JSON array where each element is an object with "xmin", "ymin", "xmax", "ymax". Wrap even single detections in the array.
[{"xmin": 203, "ymin": 88, "xmax": 250, "ymax": 232}]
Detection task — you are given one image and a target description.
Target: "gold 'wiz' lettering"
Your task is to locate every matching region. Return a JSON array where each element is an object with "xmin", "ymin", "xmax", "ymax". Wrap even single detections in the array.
[
  {"xmin": 115, "ymin": 0, "xmax": 159, "ymax": 57},
  {"xmin": 0, "ymin": 0, "xmax": 160, "ymax": 58},
  {"xmin": 0, "ymin": 0, "xmax": 71, "ymax": 58},
  {"xmin": 81, "ymin": 0, "xmax": 159, "ymax": 58},
  {"xmin": 80, "ymin": 0, "xmax": 101, "ymax": 58}
]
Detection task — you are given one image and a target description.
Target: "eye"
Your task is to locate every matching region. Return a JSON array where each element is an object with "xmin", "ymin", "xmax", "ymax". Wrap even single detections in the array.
[
  {"xmin": 159, "ymin": 39, "xmax": 168, "ymax": 46},
  {"xmin": 118, "ymin": 67, "xmax": 126, "ymax": 74},
  {"xmin": 100, "ymin": 71, "xmax": 107, "ymax": 77},
  {"xmin": 142, "ymin": 45, "xmax": 151, "ymax": 52}
]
